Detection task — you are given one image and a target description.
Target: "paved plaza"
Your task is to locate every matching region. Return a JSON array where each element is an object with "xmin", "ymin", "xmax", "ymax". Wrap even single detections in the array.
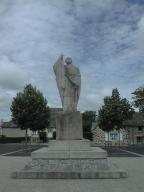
[
  {"xmin": 0, "ymin": 149, "xmax": 144, "ymax": 192},
  {"xmin": 1, "ymin": 144, "xmax": 144, "ymax": 157}
]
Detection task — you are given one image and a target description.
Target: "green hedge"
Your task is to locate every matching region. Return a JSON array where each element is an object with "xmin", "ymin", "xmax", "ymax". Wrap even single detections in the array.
[
  {"xmin": 0, "ymin": 136, "xmax": 30, "ymax": 143},
  {"xmin": 83, "ymin": 132, "xmax": 93, "ymax": 141},
  {"xmin": 51, "ymin": 131, "xmax": 93, "ymax": 140},
  {"xmin": 38, "ymin": 131, "xmax": 47, "ymax": 143},
  {"xmin": 53, "ymin": 131, "xmax": 56, "ymax": 139}
]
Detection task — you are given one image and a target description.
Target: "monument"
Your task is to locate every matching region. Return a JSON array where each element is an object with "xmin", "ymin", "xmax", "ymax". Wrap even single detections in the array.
[
  {"xmin": 12, "ymin": 55, "xmax": 127, "ymax": 179},
  {"xmin": 53, "ymin": 55, "xmax": 82, "ymax": 139}
]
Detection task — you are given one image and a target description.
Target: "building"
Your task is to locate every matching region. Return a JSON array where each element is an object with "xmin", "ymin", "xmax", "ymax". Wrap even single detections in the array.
[
  {"xmin": 47, "ymin": 108, "xmax": 62, "ymax": 138},
  {"xmin": 123, "ymin": 112, "xmax": 144, "ymax": 145},
  {"xmin": 0, "ymin": 108, "xmax": 63, "ymax": 140},
  {"xmin": 0, "ymin": 119, "xmax": 3, "ymax": 136},
  {"xmin": 1, "ymin": 121, "xmax": 32, "ymax": 138},
  {"xmin": 92, "ymin": 112, "xmax": 144, "ymax": 146},
  {"xmin": 105, "ymin": 129, "xmax": 128, "ymax": 146},
  {"xmin": 91, "ymin": 122, "xmax": 105, "ymax": 145},
  {"xmin": 92, "ymin": 124, "xmax": 127, "ymax": 146},
  {"xmin": 91, "ymin": 116, "xmax": 127, "ymax": 146}
]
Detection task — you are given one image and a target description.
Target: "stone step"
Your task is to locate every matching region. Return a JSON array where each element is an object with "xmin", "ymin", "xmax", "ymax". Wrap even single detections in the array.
[
  {"xmin": 31, "ymin": 147, "xmax": 107, "ymax": 159},
  {"xmin": 12, "ymin": 170, "xmax": 127, "ymax": 179}
]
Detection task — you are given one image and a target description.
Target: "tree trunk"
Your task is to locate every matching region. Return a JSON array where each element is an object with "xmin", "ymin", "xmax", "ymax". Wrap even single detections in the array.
[
  {"xmin": 108, "ymin": 132, "xmax": 110, "ymax": 147},
  {"xmin": 119, "ymin": 129, "xmax": 121, "ymax": 148},
  {"xmin": 133, "ymin": 127, "xmax": 135, "ymax": 145},
  {"xmin": 25, "ymin": 128, "xmax": 28, "ymax": 149}
]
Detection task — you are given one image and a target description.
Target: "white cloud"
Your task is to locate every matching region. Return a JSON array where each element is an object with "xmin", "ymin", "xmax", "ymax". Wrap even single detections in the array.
[
  {"xmin": 0, "ymin": 56, "xmax": 33, "ymax": 90},
  {"xmin": 136, "ymin": 16, "xmax": 144, "ymax": 48},
  {"xmin": 0, "ymin": 55, "xmax": 34, "ymax": 120},
  {"xmin": 75, "ymin": 0, "xmax": 115, "ymax": 18},
  {"xmin": 0, "ymin": 0, "xmax": 144, "ymax": 119}
]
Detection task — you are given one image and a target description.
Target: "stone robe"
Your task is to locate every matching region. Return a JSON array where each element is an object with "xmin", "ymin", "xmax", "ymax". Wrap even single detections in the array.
[{"xmin": 53, "ymin": 55, "xmax": 81, "ymax": 111}]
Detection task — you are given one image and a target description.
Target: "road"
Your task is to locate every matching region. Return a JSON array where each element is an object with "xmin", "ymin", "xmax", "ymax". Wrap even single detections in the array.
[
  {"xmin": 0, "ymin": 143, "xmax": 47, "ymax": 156},
  {"xmin": 0, "ymin": 143, "xmax": 144, "ymax": 157},
  {"xmin": 0, "ymin": 143, "xmax": 24, "ymax": 155},
  {"xmin": 101, "ymin": 145, "xmax": 144, "ymax": 157}
]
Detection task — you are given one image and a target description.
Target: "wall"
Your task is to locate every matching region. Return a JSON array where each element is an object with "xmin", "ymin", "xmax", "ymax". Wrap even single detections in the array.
[{"xmin": 2, "ymin": 128, "xmax": 32, "ymax": 137}]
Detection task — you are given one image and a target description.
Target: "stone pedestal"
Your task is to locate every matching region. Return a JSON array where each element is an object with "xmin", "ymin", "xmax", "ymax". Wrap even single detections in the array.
[
  {"xmin": 56, "ymin": 111, "xmax": 82, "ymax": 140},
  {"xmin": 12, "ymin": 139, "xmax": 127, "ymax": 179},
  {"xmin": 11, "ymin": 111, "xmax": 127, "ymax": 179},
  {"xmin": 31, "ymin": 140, "xmax": 107, "ymax": 159}
]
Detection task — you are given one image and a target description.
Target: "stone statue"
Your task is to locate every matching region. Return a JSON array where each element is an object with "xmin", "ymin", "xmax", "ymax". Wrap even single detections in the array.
[{"xmin": 53, "ymin": 54, "xmax": 81, "ymax": 111}]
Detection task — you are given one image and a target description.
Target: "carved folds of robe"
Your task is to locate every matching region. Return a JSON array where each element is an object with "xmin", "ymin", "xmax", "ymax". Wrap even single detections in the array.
[{"xmin": 53, "ymin": 55, "xmax": 81, "ymax": 111}]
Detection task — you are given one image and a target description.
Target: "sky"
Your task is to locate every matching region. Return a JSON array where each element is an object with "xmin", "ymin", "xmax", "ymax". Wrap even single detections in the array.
[{"xmin": 0, "ymin": 0, "xmax": 144, "ymax": 120}]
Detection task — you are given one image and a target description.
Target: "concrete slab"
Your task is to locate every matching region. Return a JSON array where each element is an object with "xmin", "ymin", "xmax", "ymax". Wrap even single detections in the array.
[
  {"xmin": 12, "ymin": 145, "xmax": 126, "ymax": 179},
  {"xmin": 47, "ymin": 139, "xmax": 91, "ymax": 150},
  {"xmin": 31, "ymin": 147, "xmax": 107, "ymax": 159},
  {"xmin": 12, "ymin": 170, "xmax": 127, "ymax": 179},
  {"xmin": 0, "ymin": 155, "xmax": 144, "ymax": 192}
]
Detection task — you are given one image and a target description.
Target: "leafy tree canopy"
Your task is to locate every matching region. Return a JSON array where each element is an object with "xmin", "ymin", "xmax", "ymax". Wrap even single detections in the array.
[
  {"xmin": 10, "ymin": 84, "xmax": 50, "ymax": 132},
  {"xmin": 98, "ymin": 88, "xmax": 134, "ymax": 132},
  {"xmin": 132, "ymin": 86, "xmax": 144, "ymax": 112},
  {"xmin": 82, "ymin": 111, "xmax": 96, "ymax": 140},
  {"xmin": 82, "ymin": 111, "xmax": 96, "ymax": 132}
]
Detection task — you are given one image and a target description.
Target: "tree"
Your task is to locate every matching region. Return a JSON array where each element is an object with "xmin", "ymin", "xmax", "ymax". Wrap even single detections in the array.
[
  {"xmin": 10, "ymin": 84, "xmax": 50, "ymax": 143},
  {"xmin": 98, "ymin": 96, "xmax": 114, "ymax": 146},
  {"xmin": 98, "ymin": 88, "xmax": 134, "ymax": 146},
  {"xmin": 82, "ymin": 111, "xmax": 96, "ymax": 141},
  {"xmin": 132, "ymin": 86, "xmax": 144, "ymax": 112}
]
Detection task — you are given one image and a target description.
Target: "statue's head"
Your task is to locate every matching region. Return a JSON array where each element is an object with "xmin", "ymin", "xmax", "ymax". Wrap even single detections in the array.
[{"xmin": 65, "ymin": 57, "xmax": 72, "ymax": 65}]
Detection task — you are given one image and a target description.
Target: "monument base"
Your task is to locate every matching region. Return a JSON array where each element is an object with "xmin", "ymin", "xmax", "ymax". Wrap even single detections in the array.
[
  {"xmin": 12, "ymin": 140, "xmax": 127, "ymax": 179},
  {"xmin": 56, "ymin": 111, "xmax": 83, "ymax": 140}
]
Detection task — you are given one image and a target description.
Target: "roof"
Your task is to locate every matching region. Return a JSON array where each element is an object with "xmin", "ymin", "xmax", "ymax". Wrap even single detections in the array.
[
  {"xmin": 1, "ymin": 108, "xmax": 63, "ymax": 129},
  {"xmin": 49, "ymin": 108, "xmax": 63, "ymax": 128},
  {"xmin": 123, "ymin": 112, "xmax": 144, "ymax": 127},
  {"xmin": 1, "ymin": 121, "xmax": 18, "ymax": 128},
  {"xmin": 50, "ymin": 108, "xmax": 62, "ymax": 112}
]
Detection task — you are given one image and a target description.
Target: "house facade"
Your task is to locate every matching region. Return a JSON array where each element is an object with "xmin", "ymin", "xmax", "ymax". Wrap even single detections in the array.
[
  {"xmin": 92, "ymin": 124, "xmax": 128, "ymax": 146},
  {"xmin": 123, "ymin": 112, "xmax": 144, "ymax": 145},
  {"xmin": 0, "ymin": 108, "xmax": 63, "ymax": 140},
  {"xmin": 92, "ymin": 112, "xmax": 144, "ymax": 146},
  {"xmin": 1, "ymin": 121, "xmax": 32, "ymax": 138},
  {"xmin": 47, "ymin": 108, "xmax": 62, "ymax": 139}
]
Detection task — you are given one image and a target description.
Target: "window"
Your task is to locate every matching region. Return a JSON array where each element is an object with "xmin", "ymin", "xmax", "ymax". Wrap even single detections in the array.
[
  {"xmin": 110, "ymin": 133, "xmax": 118, "ymax": 140},
  {"xmin": 48, "ymin": 128, "xmax": 52, "ymax": 133},
  {"xmin": 137, "ymin": 136, "xmax": 143, "ymax": 144},
  {"xmin": 138, "ymin": 126, "xmax": 143, "ymax": 131}
]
